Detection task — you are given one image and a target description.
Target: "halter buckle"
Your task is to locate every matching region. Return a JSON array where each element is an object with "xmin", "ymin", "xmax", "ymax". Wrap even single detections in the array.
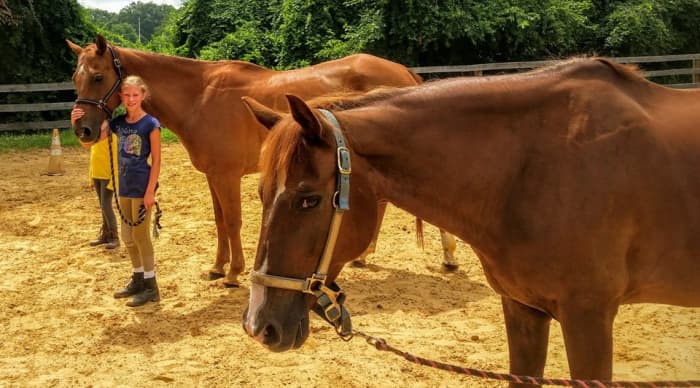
[{"xmin": 337, "ymin": 146, "xmax": 352, "ymax": 175}]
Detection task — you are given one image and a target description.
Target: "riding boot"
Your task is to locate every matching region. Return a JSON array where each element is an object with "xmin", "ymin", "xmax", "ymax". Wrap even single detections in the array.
[
  {"xmin": 113, "ymin": 272, "xmax": 144, "ymax": 299},
  {"xmin": 127, "ymin": 276, "xmax": 160, "ymax": 307},
  {"xmin": 105, "ymin": 230, "xmax": 120, "ymax": 250},
  {"xmin": 89, "ymin": 227, "xmax": 108, "ymax": 246}
]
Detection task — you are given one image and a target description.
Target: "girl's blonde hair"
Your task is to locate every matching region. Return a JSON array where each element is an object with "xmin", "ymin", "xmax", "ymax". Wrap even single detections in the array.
[{"xmin": 122, "ymin": 75, "xmax": 150, "ymax": 98}]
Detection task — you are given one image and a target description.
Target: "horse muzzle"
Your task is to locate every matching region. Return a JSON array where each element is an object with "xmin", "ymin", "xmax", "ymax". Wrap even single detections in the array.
[
  {"xmin": 73, "ymin": 121, "xmax": 101, "ymax": 144},
  {"xmin": 242, "ymin": 297, "xmax": 310, "ymax": 352}
]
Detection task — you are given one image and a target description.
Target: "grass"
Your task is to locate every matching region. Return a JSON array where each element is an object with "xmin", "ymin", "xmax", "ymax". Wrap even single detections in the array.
[{"xmin": 0, "ymin": 127, "xmax": 179, "ymax": 153}]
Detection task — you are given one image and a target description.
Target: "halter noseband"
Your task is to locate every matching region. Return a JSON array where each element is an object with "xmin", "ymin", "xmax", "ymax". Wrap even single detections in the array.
[
  {"xmin": 74, "ymin": 45, "xmax": 123, "ymax": 118},
  {"xmin": 249, "ymin": 109, "xmax": 354, "ymax": 339}
]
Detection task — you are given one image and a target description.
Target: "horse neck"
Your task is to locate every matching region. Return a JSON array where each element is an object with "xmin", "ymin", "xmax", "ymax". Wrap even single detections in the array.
[
  {"xmin": 116, "ymin": 48, "xmax": 204, "ymax": 129},
  {"xmin": 341, "ymin": 90, "xmax": 533, "ymax": 253}
]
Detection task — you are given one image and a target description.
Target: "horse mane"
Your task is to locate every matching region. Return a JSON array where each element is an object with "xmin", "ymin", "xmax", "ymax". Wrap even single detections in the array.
[
  {"xmin": 260, "ymin": 56, "xmax": 645, "ymax": 195},
  {"xmin": 304, "ymin": 57, "xmax": 643, "ymax": 112},
  {"xmin": 524, "ymin": 56, "xmax": 643, "ymax": 82},
  {"xmin": 306, "ymin": 86, "xmax": 415, "ymax": 111}
]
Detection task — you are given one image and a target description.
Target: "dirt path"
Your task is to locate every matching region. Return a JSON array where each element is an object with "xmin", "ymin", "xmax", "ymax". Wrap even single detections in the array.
[{"xmin": 0, "ymin": 142, "xmax": 698, "ymax": 387}]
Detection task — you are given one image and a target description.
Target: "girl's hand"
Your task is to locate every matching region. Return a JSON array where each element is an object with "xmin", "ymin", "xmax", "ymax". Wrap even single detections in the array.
[
  {"xmin": 70, "ymin": 106, "xmax": 85, "ymax": 126},
  {"xmin": 144, "ymin": 190, "xmax": 156, "ymax": 210}
]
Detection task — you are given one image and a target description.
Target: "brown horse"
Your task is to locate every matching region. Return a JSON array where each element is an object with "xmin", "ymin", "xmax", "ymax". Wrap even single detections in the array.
[
  {"xmin": 241, "ymin": 58, "xmax": 700, "ymax": 384},
  {"xmin": 66, "ymin": 35, "xmax": 458, "ymax": 286}
]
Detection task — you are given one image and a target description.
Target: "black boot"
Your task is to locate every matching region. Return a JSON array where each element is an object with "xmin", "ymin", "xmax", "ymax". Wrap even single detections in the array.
[
  {"xmin": 89, "ymin": 228, "xmax": 108, "ymax": 246},
  {"xmin": 127, "ymin": 276, "xmax": 160, "ymax": 307},
  {"xmin": 113, "ymin": 272, "xmax": 144, "ymax": 299}
]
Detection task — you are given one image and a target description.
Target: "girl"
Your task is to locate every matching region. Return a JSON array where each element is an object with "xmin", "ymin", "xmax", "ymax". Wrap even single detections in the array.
[{"xmin": 71, "ymin": 75, "xmax": 162, "ymax": 307}]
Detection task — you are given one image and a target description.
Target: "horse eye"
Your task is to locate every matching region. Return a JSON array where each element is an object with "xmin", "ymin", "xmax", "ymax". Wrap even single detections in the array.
[
  {"xmin": 94, "ymin": 74, "xmax": 104, "ymax": 82},
  {"xmin": 298, "ymin": 195, "xmax": 321, "ymax": 210}
]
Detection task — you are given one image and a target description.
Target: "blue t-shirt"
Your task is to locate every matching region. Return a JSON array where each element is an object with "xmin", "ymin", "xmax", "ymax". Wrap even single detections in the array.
[{"xmin": 109, "ymin": 113, "xmax": 160, "ymax": 198}]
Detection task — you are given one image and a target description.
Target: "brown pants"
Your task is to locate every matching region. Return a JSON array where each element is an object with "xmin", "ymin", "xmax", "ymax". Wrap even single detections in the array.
[{"xmin": 119, "ymin": 196, "xmax": 155, "ymax": 272}]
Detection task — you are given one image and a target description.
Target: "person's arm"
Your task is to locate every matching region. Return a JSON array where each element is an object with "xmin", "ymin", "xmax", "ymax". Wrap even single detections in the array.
[{"xmin": 143, "ymin": 127, "xmax": 161, "ymax": 209}]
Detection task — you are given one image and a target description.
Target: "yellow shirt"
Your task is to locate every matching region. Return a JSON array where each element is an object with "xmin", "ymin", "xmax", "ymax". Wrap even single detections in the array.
[{"xmin": 88, "ymin": 133, "xmax": 119, "ymax": 190}]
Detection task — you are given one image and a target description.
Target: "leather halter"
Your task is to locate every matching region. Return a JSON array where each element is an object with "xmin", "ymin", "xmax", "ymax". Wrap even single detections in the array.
[
  {"xmin": 74, "ymin": 45, "xmax": 123, "ymax": 118},
  {"xmin": 249, "ymin": 109, "xmax": 353, "ymax": 338}
]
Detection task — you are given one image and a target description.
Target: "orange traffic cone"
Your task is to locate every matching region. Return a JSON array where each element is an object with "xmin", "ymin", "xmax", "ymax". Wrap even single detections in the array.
[{"xmin": 47, "ymin": 128, "xmax": 65, "ymax": 176}]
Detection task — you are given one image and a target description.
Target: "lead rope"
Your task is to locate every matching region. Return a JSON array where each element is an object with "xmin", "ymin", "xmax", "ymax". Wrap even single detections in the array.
[
  {"xmin": 351, "ymin": 330, "xmax": 700, "ymax": 387},
  {"xmin": 107, "ymin": 130, "xmax": 162, "ymax": 238}
]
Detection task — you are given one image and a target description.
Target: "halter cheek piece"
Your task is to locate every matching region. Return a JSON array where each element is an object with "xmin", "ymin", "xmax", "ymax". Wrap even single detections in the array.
[
  {"xmin": 249, "ymin": 109, "xmax": 354, "ymax": 339},
  {"xmin": 74, "ymin": 45, "xmax": 123, "ymax": 118}
]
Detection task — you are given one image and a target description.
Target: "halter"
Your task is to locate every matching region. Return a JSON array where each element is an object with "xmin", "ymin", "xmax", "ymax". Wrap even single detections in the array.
[
  {"xmin": 74, "ymin": 45, "xmax": 123, "ymax": 118},
  {"xmin": 249, "ymin": 109, "xmax": 354, "ymax": 339}
]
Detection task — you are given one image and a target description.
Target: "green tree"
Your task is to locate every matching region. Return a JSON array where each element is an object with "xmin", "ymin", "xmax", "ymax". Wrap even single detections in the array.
[
  {"xmin": 601, "ymin": 0, "xmax": 675, "ymax": 55},
  {"xmin": 1, "ymin": 0, "xmax": 95, "ymax": 83},
  {"xmin": 273, "ymin": 0, "xmax": 357, "ymax": 67},
  {"xmin": 84, "ymin": 8, "xmax": 116, "ymax": 27},
  {"xmin": 198, "ymin": 20, "xmax": 274, "ymax": 66},
  {"xmin": 110, "ymin": 22, "xmax": 139, "ymax": 43},
  {"xmin": 118, "ymin": 1, "xmax": 175, "ymax": 43},
  {"xmin": 172, "ymin": 0, "xmax": 275, "ymax": 58},
  {"xmin": 168, "ymin": 0, "xmax": 700, "ymax": 69}
]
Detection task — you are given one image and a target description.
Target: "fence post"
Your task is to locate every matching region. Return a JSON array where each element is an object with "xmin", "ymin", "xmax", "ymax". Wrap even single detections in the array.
[{"xmin": 694, "ymin": 59, "xmax": 699, "ymax": 85}]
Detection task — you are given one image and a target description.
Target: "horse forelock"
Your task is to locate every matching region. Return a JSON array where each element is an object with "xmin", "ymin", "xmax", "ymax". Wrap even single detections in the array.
[{"xmin": 259, "ymin": 120, "xmax": 308, "ymax": 202}]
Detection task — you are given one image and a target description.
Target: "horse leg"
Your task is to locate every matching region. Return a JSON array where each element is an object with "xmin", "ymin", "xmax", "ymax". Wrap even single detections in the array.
[
  {"xmin": 207, "ymin": 176, "xmax": 231, "ymax": 280},
  {"xmin": 439, "ymin": 229, "xmax": 458, "ymax": 271},
  {"xmin": 211, "ymin": 177, "xmax": 245, "ymax": 288},
  {"xmin": 352, "ymin": 200, "xmax": 387, "ymax": 267},
  {"xmin": 558, "ymin": 301, "xmax": 617, "ymax": 380},
  {"xmin": 502, "ymin": 296, "xmax": 551, "ymax": 388}
]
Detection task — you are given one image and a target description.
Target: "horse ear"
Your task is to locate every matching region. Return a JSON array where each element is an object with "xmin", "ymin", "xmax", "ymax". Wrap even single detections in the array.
[
  {"xmin": 285, "ymin": 94, "xmax": 323, "ymax": 144},
  {"xmin": 241, "ymin": 97, "xmax": 282, "ymax": 130},
  {"xmin": 95, "ymin": 34, "xmax": 107, "ymax": 56},
  {"xmin": 66, "ymin": 39, "xmax": 83, "ymax": 56}
]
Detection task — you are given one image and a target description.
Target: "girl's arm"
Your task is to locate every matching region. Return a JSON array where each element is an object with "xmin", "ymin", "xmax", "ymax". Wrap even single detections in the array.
[{"xmin": 143, "ymin": 127, "xmax": 161, "ymax": 209}]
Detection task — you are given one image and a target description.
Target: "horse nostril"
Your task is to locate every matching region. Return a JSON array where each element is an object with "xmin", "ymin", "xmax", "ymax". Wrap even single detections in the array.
[
  {"xmin": 82, "ymin": 127, "xmax": 92, "ymax": 137},
  {"xmin": 261, "ymin": 324, "xmax": 281, "ymax": 346}
]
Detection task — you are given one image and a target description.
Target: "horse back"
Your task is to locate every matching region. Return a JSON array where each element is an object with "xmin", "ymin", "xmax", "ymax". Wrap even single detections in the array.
[{"xmin": 505, "ymin": 68, "xmax": 700, "ymax": 306}]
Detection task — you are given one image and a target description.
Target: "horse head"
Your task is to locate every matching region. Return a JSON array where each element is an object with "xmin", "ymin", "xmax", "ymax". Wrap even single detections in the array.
[
  {"xmin": 66, "ymin": 34, "xmax": 123, "ymax": 144},
  {"xmin": 241, "ymin": 94, "xmax": 379, "ymax": 352}
]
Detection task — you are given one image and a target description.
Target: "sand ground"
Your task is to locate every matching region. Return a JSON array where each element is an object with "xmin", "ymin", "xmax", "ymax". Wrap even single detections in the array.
[{"xmin": 0, "ymin": 142, "xmax": 698, "ymax": 387}]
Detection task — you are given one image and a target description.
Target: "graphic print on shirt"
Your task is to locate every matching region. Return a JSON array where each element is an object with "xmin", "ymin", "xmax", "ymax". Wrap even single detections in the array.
[{"xmin": 124, "ymin": 133, "xmax": 143, "ymax": 156}]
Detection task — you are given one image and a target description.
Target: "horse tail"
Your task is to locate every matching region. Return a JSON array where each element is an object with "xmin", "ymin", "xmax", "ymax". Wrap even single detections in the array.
[{"xmin": 415, "ymin": 218, "xmax": 425, "ymax": 249}]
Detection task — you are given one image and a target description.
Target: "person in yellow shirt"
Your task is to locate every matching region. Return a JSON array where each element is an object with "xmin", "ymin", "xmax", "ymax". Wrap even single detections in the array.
[{"xmin": 87, "ymin": 129, "xmax": 120, "ymax": 249}]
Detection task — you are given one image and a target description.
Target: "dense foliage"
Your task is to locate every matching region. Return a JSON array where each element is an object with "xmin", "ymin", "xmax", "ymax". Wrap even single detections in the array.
[
  {"xmin": 163, "ymin": 0, "xmax": 700, "ymax": 68},
  {"xmin": 2, "ymin": 0, "xmax": 700, "ymax": 82},
  {"xmin": 1, "ymin": 0, "xmax": 94, "ymax": 83}
]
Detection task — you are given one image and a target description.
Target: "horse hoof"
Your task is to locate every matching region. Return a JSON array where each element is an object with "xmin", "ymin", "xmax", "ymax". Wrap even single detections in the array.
[
  {"xmin": 442, "ymin": 263, "xmax": 459, "ymax": 272},
  {"xmin": 208, "ymin": 272, "xmax": 225, "ymax": 281},
  {"xmin": 351, "ymin": 259, "xmax": 366, "ymax": 267}
]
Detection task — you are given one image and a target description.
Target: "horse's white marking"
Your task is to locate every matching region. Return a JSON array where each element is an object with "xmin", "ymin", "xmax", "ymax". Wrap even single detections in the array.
[
  {"xmin": 78, "ymin": 64, "xmax": 86, "ymax": 76},
  {"xmin": 246, "ymin": 255, "xmax": 268, "ymax": 333},
  {"xmin": 272, "ymin": 172, "xmax": 287, "ymax": 208},
  {"xmin": 246, "ymin": 172, "xmax": 287, "ymax": 332}
]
